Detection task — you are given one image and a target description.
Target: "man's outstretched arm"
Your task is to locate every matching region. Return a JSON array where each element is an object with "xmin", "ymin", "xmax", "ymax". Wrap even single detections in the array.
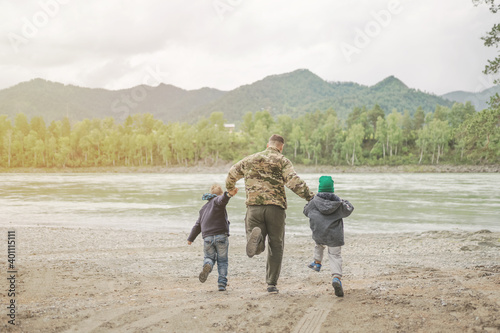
[
  {"xmin": 283, "ymin": 159, "xmax": 314, "ymax": 201},
  {"xmin": 226, "ymin": 160, "xmax": 244, "ymax": 191}
]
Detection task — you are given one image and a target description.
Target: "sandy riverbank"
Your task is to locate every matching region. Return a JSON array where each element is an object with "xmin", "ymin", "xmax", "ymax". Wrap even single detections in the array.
[
  {"xmin": 1, "ymin": 226, "xmax": 499, "ymax": 332},
  {"xmin": 0, "ymin": 164, "xmax": 499, "ymax": 174}
]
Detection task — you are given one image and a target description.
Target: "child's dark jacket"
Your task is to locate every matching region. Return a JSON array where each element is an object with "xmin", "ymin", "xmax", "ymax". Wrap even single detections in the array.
[
  {"xmin": 187, "ymin": 192, "xmax": 231, "ymax": 242},
  {"xmin": 303, "ymin": 193, "xmax": 354, "ymax": 247}
]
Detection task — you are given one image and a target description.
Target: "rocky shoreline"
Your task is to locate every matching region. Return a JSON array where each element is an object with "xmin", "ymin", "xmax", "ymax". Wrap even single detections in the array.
[{"xmin": 2, "ymin": 226, "xmax": 499, "ymax": 332}]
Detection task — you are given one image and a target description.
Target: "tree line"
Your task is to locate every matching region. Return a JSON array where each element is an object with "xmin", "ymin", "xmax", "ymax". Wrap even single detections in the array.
[{"xmin": 0, "ymin": 101, "xmax": 498, "ymax": 168}]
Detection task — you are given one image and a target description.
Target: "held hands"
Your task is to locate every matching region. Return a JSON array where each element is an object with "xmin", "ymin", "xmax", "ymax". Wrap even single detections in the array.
[{"xmin": 228, "ymin": 187, "xmax": 239, "ymax": 197}]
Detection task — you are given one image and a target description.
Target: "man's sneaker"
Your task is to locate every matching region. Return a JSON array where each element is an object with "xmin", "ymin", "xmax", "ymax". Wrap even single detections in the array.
[
  {"xmin": 267, "ymin": 285, "xmax": 279, "ymax": 294},
  {"xmin": 332, "ymin": 277, "xmax": 344, "ymax": 297},
  {"xmin": 198, "ymin": 263, "xmax": 212, "ymax": 283},
  {"xmin": 246, "ymin": 227, "xmax": 262, "ymax": 258},
  {"xmin": 218, "ymin": 284, "xmax": 226, "ymax": 291},
  {"xmin": 308, "ymin": 262, "xmax": 322, "ymax": 272}
]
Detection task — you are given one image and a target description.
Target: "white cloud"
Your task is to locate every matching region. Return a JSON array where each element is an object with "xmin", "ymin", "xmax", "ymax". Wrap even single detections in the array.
[{"xmin": 0, "ymin": 0, "xmax": 497, "ymax": 95}]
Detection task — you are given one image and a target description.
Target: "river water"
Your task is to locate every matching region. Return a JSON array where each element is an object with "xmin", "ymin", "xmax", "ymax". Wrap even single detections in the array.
[{"xmin": 1, "ymin": 173, "xmax": 499, "ymax": 234}]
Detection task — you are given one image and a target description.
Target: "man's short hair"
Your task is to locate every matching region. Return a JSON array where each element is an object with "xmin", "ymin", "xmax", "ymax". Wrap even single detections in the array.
[
  {"xmin": 269, "ymin": 134, "xmax": 285, "ymax": 145},
  {"xmin": 210, "ymin": 184, "xmax": 223, "ymax": 196}
]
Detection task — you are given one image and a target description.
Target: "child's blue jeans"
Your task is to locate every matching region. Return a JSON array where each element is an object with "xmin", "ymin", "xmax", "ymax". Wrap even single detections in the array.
[{"xmin": 203, "ymin": 234, "xmax": 229, "ymax": 286}]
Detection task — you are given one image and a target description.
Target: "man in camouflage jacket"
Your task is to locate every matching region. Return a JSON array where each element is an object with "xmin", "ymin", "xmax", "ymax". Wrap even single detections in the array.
[{"xmin": 226, "ymin": 134, "xmax": 314, "ymax": 293}]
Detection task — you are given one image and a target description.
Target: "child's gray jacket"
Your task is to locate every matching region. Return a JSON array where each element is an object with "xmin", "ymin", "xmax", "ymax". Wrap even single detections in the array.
[{"xmin": 304, "ymin": 193, "xmax": 354, "ymax": 247}]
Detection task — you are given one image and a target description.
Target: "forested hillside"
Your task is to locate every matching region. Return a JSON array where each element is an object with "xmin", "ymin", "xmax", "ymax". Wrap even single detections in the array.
[
  {"xmin": 0, "ymin": 69, "xmax": 465, "ymax": 124},
  {"xmin": 441, "ymin": 85, "xmax": 500, "ymax": 112},
  {"xmin": 0, "ymin": 79, "xmax": 225, "ymax": 123},
  {"xmin": 0, "ymin": 101, "xmax": 498, "ymax": 169},
  {"xmin": 188, "ymin": 70, "xmax": 456, "ymax": 121}
]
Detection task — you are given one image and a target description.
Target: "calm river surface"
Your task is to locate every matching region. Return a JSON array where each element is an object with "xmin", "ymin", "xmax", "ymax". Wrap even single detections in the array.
[{"xmin": 1, "ymin": 173, "xmax": 499, "ymax": 234}]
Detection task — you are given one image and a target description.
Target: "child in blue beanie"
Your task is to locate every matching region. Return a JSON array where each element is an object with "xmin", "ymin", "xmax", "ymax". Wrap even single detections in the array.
[
  {"xmin": 188, "ymin": 184, "xmax": 238, "ymax": 291},
  {"xmin": 303, "ymin": 176, "xmax": 354, "ymax": 297}
]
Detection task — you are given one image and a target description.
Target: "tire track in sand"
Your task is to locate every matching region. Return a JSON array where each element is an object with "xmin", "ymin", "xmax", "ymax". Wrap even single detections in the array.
[{"xmin": 291, "ymin": 296, "xmax": 332, "ymax": 333}]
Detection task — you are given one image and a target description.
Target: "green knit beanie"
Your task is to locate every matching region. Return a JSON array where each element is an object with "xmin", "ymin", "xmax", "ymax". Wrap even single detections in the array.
[{"xmin": 318, "ymin": 176, "xmax": 334, "ymax": 193}]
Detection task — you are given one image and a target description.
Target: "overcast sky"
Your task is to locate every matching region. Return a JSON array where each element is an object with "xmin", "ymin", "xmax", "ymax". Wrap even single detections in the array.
[{"xmin": 0, "ymin": 0, "xmax": 497, "ymax": 95}]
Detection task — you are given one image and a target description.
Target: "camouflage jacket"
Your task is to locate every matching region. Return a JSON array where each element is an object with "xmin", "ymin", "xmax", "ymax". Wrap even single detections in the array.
[{"xmin": 226, "ymin": 147, "xmax": 313, "ymax": 209}]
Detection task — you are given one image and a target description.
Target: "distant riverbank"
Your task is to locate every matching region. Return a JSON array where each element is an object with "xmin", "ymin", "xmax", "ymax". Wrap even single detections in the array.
[{"xmin": 0, "ymin": 163, "xmax": 499, "ymax": 173}]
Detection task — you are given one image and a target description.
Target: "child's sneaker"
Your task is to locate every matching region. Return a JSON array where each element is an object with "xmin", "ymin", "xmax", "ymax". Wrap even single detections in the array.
[
  {"xmin": 218, "ymin": 284, "xmax": 226, "ymax": 291},
  {"xmin": 199, "ymin": 263, "xmax": 212, "ymax": 283},
  {"xmin": 332, "ymin": 277, "xmax": 344, "ymax": 297},
  {"xmin": 307, "ymin": 262, "xmax": 322, "ymax": 272}
]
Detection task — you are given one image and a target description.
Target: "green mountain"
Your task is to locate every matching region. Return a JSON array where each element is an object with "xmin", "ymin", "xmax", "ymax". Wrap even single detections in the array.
[
  {"xmin": 441, "ymin": 85, "xmax": 500, "ymax": 111},
  {"xmin": 189, "ymin": 71, "xmax": 455, "ymax": 122},
  {"xmin": 0, "ymin": 79, "xmax": 225, "ymax": 123},
  {"xmin": 0, "ymin": 70, "xmax": 461, "ymax": 123},
  {"xmin": 188, "ymin": 69, "xmax": 339, "ymax": 121}
]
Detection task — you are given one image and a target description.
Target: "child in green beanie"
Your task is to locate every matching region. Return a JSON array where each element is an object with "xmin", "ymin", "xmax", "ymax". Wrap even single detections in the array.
[{"xmin": 303, "ymin": 176, "xmax": 354, "ymax": 297}]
